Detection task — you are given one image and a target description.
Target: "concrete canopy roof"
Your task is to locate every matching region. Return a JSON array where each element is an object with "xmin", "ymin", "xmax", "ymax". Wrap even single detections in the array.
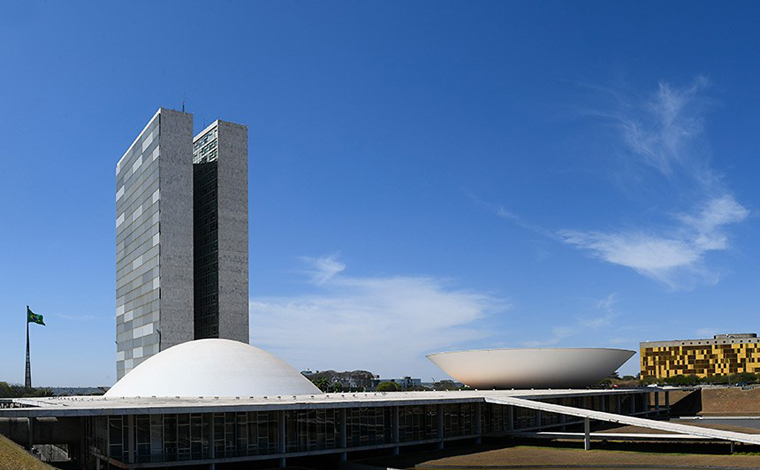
[{"xmin": 105, "ymin": 339, "xmax": 322, "ymax": 398}]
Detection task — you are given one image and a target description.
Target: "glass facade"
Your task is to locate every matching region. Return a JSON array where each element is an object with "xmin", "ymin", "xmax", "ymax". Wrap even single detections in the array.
[
  {"xmin": 193, "ymin": 125, "xmax": 220, "ymax": 339},
  {"xmin": 442, "ymin": 403, "xmax": 475, "ymax": 438},
  {"xmin": 285, "ymin": 409, "xmax": 341, "ymax": 452},
  {"xmin": 88, "ymin": 394, "xmax": 652, "ymax": 467},
  {"xmin": 94, "ymin": 404, "xmax": 477, "ymax": 464},
  {"xmin": 347, "ymin": 407, "xmax": 392, "ymax": 446}
]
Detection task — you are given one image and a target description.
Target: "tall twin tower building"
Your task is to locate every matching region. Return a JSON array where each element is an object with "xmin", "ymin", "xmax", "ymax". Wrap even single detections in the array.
[{"xmin": 116, "ymin": 108, "xmax": 249, "ymax": 379}]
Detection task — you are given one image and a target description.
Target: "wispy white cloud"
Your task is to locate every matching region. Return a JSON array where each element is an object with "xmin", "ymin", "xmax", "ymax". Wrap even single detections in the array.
[
  {"xmin": 561, "ymin": 79, "xmax": 749, "ymax": 289},
  {"xmin": 696, "ymin": 327, "xmax": 718, "ymax": 337},
  {"xmin": 560, "ymin": 194, "xmax": 747, "ymax": 288},
  {"xmin": 608, "ymin": 337, "xmax": 633, "ymax": 345},
  {"xmin": 523, "ymin": 293, "xmax": 620, "ymax": 346},
  {"xmin": 466, "ymin": 190, "xmax": 555, "ymax": 239},
  {"xmin": 619, "ymin": 77, "xmax": 712, "ymax": 182},
  {"xmin": 579, "ymin": 293, "xmax": 618, "ymax": 328},
  {"xmin": 523, "ymin": 325, "xmax": 578, "ymax": 347},
  {"xmin": 496, "ymin": 207, "xmax": 519, "ymax": 221},
  {"xmin": 250, "ymin": 255, "xmax": 507, "ymax": 378},
  {"xmin": 300, "ymin": 253, "xmax": 345, "ymax": 284},
  {"xmin": 679, "ymin": 195, "xmax": 749, "ymax": 251}
]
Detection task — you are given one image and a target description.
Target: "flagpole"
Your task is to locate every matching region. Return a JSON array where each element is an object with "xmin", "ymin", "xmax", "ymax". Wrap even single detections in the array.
[{"xmin": 25, "ymin": 316, "xmax": 31, "ymax": 390}]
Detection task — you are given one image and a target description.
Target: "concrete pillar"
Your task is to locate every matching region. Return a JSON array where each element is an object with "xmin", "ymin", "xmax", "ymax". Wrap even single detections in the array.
[
  {"xmin": 535, "ymin": 410, "xmax": 541, "ymax": 429},
  {"xmin": 340, "ymin": 408, "xmax": 348, "ymax": 461},
  {"xmin": 654, "ymin": 392, "xmax": 660, "ymax": 413},
  {"xmin": 559, "ymin": 413, "xmax": 566, "ymax": 431},
  {"xmin": 600, "ymin": 396, "xmax": 606, "ymax": 412},
  {"xmin": 127, "ymin": 415, "xmax": 135, "ymax": 464},
  {"xmin": 474, "ymin": 403, "xmax": 482, "ymax": 444},
  {"xmin": 665, "ymin": 391, "xmax": 670, "ymax": 414},
  {"xmin": 437, "ymin": 404, "xmax": 444, "ymax": 450},
  {"xmin": 392, "ymin": 406, "xmax": 400, "ymax": 455},
  {"xmin": 208, "ymin": 414, "xmax": 215, "ymax": 459},
  {"xmin": 616, "ymin": 394, "xmax": 622, "ymax": 414},
  {"xmin": 79, "ymin": 428, "xmax": 87, "ymax": 470},
  {"xmin": 583, "ymin": 417, "xmax": 591, "ymax": 451},
  {"xmin": 26, "ymin": 417, "xmax": 33, "ymax": 450},
  {"xmin": 506, "ymin": 406, "xmax": 514, "ymax": 432},
  {"xmin": 208, "ymin": 414, "xmax": 215, "ymax": 469},
  {"xmin": 278, "ymin": 411, "xmax": 286, "ymax": 468},
  {"xmin": 631, "ymin": 394, "xmax": 637, "ymax": 414}
]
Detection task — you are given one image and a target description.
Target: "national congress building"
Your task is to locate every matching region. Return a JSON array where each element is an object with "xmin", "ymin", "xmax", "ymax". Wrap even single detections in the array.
[
  {"xmin": 115, "ymin": 108, "xmax": 249, "ymax": 379},
  {"xmin": 2, "ymin": 107, "xmax": 755, "ymax": 470}
]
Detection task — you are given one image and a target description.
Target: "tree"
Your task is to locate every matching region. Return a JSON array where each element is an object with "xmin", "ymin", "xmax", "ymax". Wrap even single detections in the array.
[
  {"xmin": 433, "ymin": 380, "xmax": 461, "ymax": 391},
  {"xmin": 704, "ymin": 374, "xmax": 729, "ymax": 385},
  {"xmin": 311, "ymin": 377, "xmax": 329, "ymax": 392},
  {"xmin": 664, "ymin": 374, "xmax": 700, "ymax": 386},
  {"xmin": 730, "ymin": 372, "xmax": 758, "ymax": 385},
  {"xmin": 376, "ymin": 381, "xmax": 401, "ymax": 392},
  {"xmin": 639, "ymin": 375, "xmax": 658, "ymax": 385},
  {"xmin": 0, "ymin": 382, "xmax": 53, "ymax": 398}
]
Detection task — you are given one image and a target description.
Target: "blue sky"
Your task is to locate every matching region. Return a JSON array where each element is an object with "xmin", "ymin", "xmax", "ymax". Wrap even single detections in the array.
[{"xmin": 2, "ymin": 2, "xmax": 760, "ymax": 385}]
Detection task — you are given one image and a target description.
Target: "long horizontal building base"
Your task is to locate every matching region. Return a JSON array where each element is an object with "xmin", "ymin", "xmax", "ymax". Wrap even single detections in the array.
[{"xmin": 1, "ymin": 388, "xmax": 738, "ymax": 470}]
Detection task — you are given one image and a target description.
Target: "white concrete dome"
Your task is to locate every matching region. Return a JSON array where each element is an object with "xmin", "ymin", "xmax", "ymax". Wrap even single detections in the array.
[
  {"xmin": 106, "ymin": 339, "xmax": 322, "ymax": 397},
  {"xmin": 427, "ymin": 348, "xmax": 635, "ymax": 389}
]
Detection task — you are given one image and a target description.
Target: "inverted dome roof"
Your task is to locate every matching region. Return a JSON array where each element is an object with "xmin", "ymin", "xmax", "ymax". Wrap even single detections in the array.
[
  {"xmin": 106, "ymin": 339, "xmax": 322, "ymax": 397},
  {"xmin": 428, "ymin": 348, "xmax": 635, "ymax": 389}
]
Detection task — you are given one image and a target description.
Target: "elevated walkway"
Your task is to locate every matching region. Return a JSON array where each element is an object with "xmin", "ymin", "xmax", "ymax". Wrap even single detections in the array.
[
  {"xmin": 516, "ymin": 431, "xmax": 717, "ymax": 442},
  {"xmin": 487, "ymin": 396, "xmax": 760, "ymax": 448}
]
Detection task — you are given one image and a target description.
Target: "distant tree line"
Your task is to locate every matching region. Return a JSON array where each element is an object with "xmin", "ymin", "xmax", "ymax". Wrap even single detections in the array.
[
  {"xmin": 0, "ymin": 382, "xmax": 53, "ymax": 398},
  {"xmin": 640, "ymin": 372, "xmax": 760, "ymax": 386},
  {"xmin": 307, "ymin": 371, "xmax": 466, "ymax": 393},
  {"xmin": 595, "ymin": 371, "xmax": 760, "ymax": 388},
  {"xmin": 307, "ymin": 370, "xmax": 376, "ymax": 392}
]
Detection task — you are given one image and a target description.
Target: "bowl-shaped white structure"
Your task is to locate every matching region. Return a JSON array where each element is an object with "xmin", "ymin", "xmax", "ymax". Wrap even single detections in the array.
[
  {"xmin": 106, "ymin": 339, "xmax": 322, "ymax": 397},
  {"xmin": 427, "ymin": 348, "xmax": 635, "ymax": 389}
]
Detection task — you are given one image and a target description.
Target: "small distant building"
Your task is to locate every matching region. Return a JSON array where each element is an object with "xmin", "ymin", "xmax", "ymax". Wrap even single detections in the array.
[{"xmin": 640, "ymin": 333, "xmax": 760, "ymax": 379}]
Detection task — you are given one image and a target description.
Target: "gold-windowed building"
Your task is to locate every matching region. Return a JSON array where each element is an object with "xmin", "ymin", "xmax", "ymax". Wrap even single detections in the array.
[{"xmin": 640, "ymin": 333, "xmax": 760, "ymax": 379}]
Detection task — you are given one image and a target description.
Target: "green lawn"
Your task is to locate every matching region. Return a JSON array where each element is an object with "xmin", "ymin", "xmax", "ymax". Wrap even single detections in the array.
[{"xmin": 0, "ymin": 434, "xmax": 56, "ymax": 470}]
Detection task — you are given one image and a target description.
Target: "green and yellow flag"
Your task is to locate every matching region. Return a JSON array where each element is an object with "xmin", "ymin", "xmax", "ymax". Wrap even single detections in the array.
[{"xmin": 27, "ymin": 306, "xmax": 45, "ymax": 326}]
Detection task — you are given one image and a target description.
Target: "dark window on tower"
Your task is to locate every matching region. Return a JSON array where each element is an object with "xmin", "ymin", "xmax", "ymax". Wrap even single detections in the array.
[{"xmin": 193, "ymin": 159, "xmax": 219, "ymax": 339}]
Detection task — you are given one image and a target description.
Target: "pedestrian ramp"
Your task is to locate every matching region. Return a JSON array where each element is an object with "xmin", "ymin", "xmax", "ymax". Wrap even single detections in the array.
[
  {"xmin": 515, "ymin": 431, "xmax": 716, "ymax": 442},
  {"xmin": 486, "ymin": 396, "xmax": 760, "ymax": 445}
]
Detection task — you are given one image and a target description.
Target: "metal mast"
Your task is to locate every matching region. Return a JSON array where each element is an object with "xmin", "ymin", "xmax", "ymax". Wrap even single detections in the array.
[{"xmin": 25, "ymin": 320, "xmax": 31, "ymax": 389}]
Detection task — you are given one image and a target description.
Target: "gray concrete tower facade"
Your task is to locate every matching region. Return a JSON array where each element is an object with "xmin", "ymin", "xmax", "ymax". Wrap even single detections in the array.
[
  {"xmin": 192, "ymin": 120, "xmax": 249, "ymax": 342},
  {"xmin": 116, "ymin": 108, "xmax": 195, "ymax": 379},
  {"xmin": 117, "ymin": 109, "xmax": 248, "ymax": 380}
]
